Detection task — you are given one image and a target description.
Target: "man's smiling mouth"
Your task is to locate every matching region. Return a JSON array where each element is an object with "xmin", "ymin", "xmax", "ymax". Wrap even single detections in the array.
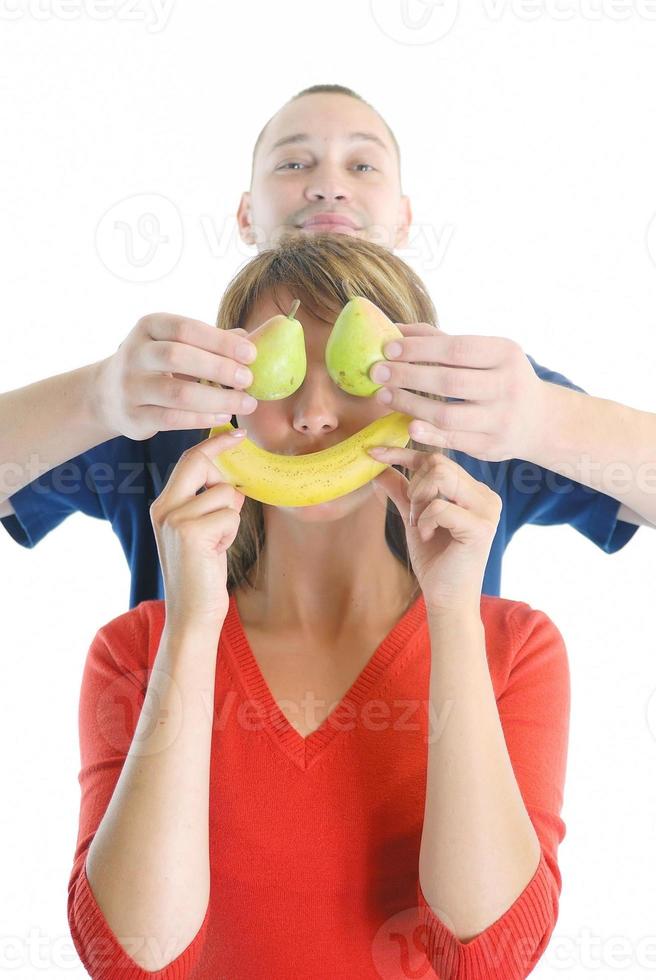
[
  {"xmin": 295, "ymin": 210, "xmax": 363, "ymax": 231},
  {"xmin": 302, "ymin": 214, "xmax": 360, "ymax": 230}
]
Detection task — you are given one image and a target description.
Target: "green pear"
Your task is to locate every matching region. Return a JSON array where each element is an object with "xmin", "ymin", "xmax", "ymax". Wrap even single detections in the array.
[
  {"xmin": 325, "ymin": 295, "xmax": 404, "ymax": 397},
  {"xmin": 244, "ymin": 298, "xmax": 307, "ymax": 400}
]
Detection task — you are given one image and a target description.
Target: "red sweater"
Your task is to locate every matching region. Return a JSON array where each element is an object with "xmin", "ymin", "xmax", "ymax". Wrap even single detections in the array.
[{"xmin": 68, "ymin": 592, "xmax": 570, "ymax": 979}]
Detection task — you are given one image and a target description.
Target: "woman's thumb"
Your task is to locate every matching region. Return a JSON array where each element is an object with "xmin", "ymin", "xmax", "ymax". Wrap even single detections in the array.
[{"xmin": 372, "ymin": 466, "xmax": 411, "ymax": 524}]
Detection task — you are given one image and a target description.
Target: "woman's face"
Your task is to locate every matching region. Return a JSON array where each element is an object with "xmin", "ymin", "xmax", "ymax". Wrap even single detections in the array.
[{"xmin": 233, "ymin": 286, "xmax": 397, "ymax": 523}]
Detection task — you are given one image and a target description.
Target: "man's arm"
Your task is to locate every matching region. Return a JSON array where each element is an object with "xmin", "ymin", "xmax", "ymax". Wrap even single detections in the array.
[
  {"xmin": 0, "ymin": 361, "xmax": 117, "ymax": 506},
  {"xmin": 0, "ymin": 313, "xmax": 258, "ymax": 507},
  {"xmin": 616, "ymin": 503, "xmax": 655, "ymax": 529},
  {"xmin": 530, "ymin": 382, "xmax": 656, "ymax": 526}
]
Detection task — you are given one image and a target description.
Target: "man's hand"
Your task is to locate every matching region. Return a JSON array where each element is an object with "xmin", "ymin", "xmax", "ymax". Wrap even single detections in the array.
[
  {"xmin": 95, "ymin": 313, "xmax": 259, "ymax": 441},
  {"xmin": 369, "ymin": 321, "xmax": 546, "ymax": 462}
]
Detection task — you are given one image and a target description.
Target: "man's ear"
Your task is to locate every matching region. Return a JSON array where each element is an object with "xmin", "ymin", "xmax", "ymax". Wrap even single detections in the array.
[
  {"xmin": 237, "ymin": 192, "xmax": 255, "ymax": 245},
  {"xmin": 394, "ymin": 195, "xmax": 413, "ymax": 249}
]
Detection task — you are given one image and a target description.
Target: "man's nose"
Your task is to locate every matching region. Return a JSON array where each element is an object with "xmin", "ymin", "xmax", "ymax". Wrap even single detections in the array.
[
  {"xmin": 304, "ymin": 176, "xmax": 352, "ymax": 202},
  {"xmin": 306, "ymin": 187, "xmax": 348, "ymax": 200}
]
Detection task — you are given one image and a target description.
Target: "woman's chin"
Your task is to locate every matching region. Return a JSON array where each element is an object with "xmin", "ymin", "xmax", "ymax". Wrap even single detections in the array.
[{"xmin": 280, "ymin": 482, "xmax": 372, "ymax": 519}]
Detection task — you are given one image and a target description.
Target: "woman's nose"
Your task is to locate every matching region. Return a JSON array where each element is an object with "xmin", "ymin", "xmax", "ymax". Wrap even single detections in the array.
[{"xmin": 291, "ymin": 371, "xmax": 341, "ymax": 434}]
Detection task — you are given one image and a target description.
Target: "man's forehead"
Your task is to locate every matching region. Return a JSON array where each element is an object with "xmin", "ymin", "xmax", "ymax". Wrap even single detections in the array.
[
  {"xmin": 262, "ymin": 98, "xmax": 392, "ymax": 156},
  {"xmin": 267, "ymin": 130, "xmax": 390, "ymax": 155}
]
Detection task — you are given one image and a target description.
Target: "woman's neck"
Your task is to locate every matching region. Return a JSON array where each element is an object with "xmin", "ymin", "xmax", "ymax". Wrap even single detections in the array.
[{"xmin": 232, "ymin": 500, "xmax": 418, "ymax": 641}]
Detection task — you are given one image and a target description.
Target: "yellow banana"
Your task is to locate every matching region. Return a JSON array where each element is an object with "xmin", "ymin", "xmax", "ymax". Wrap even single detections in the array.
[{"xmin": 209, "ymin": 411, "xmax": 413, "ymax": 506}]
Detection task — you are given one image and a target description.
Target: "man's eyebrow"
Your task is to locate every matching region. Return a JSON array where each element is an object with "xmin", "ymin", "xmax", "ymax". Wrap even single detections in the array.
[{"xmin": 267, "ymin": 131, "xmax": 390, "ymax": 154}]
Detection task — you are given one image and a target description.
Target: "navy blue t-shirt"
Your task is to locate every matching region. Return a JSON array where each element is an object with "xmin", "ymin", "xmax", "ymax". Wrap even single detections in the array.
[{"xmin": 1, "ymin": 355, "xmax": 639, "ymax": 608}]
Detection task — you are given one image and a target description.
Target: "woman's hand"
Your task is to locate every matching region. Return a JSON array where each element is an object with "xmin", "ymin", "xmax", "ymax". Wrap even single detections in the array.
[
  {"xmin": 150, "ymin": 428, "xmax": 248, "ymax": 633},
  {"xmin": 96, "ymin": 315, "xmax": 258, "ymax": 440},
  {"xmin": 368, "ymin": 445, "xmax": 502, "ymax": 617}
]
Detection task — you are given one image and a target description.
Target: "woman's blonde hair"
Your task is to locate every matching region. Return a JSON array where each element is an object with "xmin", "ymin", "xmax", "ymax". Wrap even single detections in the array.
[{"xmin": 211, "ymin": 232, "xmax": 446, "ymax": 600}]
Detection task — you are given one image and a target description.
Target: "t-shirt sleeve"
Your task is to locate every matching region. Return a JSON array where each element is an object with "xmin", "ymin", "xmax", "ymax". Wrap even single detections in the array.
[
  {"xmin": 0, "ymin": 436, "xmax": 146, "ymax": 549},
  {"xmin": 67, "ymin": 608, "xmax": 209, "ymax": 978},
  {"xmin": 416, "ymin": 605, "xmax": 570, "ymax": 979},
  {"xmin": 504, "ymin": 355, "xmax": 640, "ymax": 554}
]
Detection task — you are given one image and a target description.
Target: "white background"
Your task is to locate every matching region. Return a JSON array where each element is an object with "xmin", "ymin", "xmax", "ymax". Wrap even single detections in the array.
[{"xmin": 1, "ymin": 1, "xmax": 655, "ymax": 977}]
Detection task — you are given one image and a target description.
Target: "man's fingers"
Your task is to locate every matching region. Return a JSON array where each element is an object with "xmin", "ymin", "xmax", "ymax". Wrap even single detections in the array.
[
  {"xmin": 394, "ymin": 321, "xmax": 441, "ymax": 336},
  {"xmin": 141, "ymin": 406, "xmax": 234, "ymax": 433},
  {"xmin": 141, "ymin": 341, "xmax": 254, "ymax": 390},
  {"xmin": 136, "ymin": 375, "xmax": 255, "ymax": 417},
  {"xmin": 144, "ymin": 315, "xmax": 256, "ymax": 363}
]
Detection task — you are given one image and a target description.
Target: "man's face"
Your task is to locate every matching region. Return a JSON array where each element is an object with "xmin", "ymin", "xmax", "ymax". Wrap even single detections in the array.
[{"xmin": 237, "ymin": 93, "xmax": 412, "ymax": 253}]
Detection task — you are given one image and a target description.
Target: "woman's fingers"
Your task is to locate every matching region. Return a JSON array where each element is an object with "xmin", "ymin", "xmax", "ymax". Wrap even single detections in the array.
[
  {"xmin": 163, "ymin": 481, "xmax": 245, "ymax": 526},
  {"xmin": 367, "ymin": 445, "xmax": 427, "ymax": 471},
  {"xmin": 410, "ymin": 454, "xmax": 480, "ymax": 510},
  {"xmin": 151, "ymin": 431, "xmax": 246, "ymax": 516},
  {"xmin": 412, "ymin": 455, "xmax": 501, "ymax": 517},
  {"xmin": 369, "ymin": 446, "xmax": 500, "ymax": 520},
  {"xmin": 414, "ymin": 496, "xmax": 483, "ymax": 543}
]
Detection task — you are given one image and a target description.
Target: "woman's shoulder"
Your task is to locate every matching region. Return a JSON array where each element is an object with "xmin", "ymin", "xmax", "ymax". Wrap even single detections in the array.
[
  {"xmin": 480, "ymin": 593, "xmax": 562, "ymax": 633},
  {"xmin": 92, "ymin": 599, "xmax": 167, "ymax": 669},
  {"xmin": 479, "ymin": 594, "xmax": 569, "ymax": 685}
]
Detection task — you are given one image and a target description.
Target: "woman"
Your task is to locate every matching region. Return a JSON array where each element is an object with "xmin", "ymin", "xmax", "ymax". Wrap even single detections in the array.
[{"xmin": 67, "ymin": 233, "xmax": 570, "ymax": 979}]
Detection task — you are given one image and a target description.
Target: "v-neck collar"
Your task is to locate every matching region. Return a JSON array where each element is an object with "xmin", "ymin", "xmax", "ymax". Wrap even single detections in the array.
[{"xmin": 220, "ymin": 591, "xmax": 428, "ymax": 771}]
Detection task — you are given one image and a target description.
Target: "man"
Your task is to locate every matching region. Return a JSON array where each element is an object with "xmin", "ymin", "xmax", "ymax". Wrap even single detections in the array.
[{"xmin": 1, "ymin": 83, "xmax": 651, "ymax": 607}]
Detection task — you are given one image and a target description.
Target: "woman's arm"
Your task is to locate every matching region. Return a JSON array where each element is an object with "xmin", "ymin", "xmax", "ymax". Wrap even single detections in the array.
[
  {"xmin": 70, "ymin": 432, "xmax": 246, "ymax": 976},
  {"xmin": 84, "ymin": 618, "xmax": 221, "ymax": 972},
  {"xmin": 419, "ymin": 609, "xmax": 542, "ymax": 942},
  {"xmin": 370, "ymin": 430, "xmax": 568, "ymax": 976}
]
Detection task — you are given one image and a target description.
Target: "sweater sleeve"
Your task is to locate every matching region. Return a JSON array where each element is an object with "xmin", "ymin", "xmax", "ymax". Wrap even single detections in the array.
[
  {"xmin": 67, "ymin": 609, "xmax": 209, "ymax": 978},
  {"xmin": 416, "ymin": 606, "xmax": 570, "ymax": 980},
  {"xmin": 497, "ymin": 354, "xmax": 640, "ymax": 555}
]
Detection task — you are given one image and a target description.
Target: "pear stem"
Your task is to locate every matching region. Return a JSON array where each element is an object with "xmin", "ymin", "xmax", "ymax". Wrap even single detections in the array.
[{"xmin": 287, "ymin": 298, "xmax": 301, "ymax": 319}]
